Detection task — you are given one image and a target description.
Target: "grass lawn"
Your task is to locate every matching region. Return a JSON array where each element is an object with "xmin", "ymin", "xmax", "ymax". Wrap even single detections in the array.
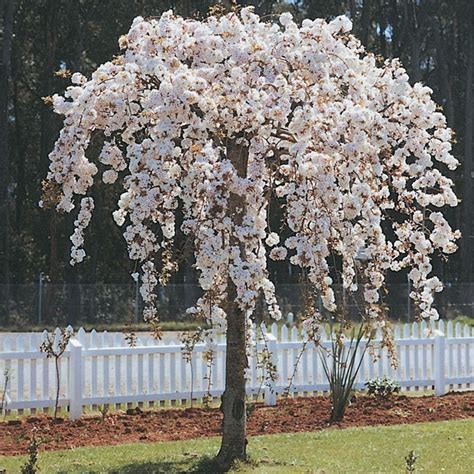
[{"xmin": 1, "ymin": 419, "xmax": 472, "ymax": 473}]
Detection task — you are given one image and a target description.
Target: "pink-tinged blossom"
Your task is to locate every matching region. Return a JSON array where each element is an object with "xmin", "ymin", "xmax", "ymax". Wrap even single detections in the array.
[{"xmin": 45, "ymin": 8, "xmax": 459, "ymax": 329}]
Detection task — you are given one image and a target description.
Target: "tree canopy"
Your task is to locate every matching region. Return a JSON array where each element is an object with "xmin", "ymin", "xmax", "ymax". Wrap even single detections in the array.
[{"xmin": 45, "ymin": 8, "xmax": 458, "ymax": 329}]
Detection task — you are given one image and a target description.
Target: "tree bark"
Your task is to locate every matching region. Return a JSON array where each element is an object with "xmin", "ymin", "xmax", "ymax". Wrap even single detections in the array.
[
  {"xmin": 435, "ymin": 27, "xmax": 455, "ymax": 128},
  {"xmin": 215, "ymin": 283, "xmax": 248, "ymax": 470},
  {"xmin": 461, "ymin": 7, "xmax": 474, "ymax": 280},
  {"xmin": 359, "ymin": 0, "xmax": 371, "ymax": 46},
  {"xmin": 389, "ymin": 0, "xmax": 400, "ymax": 58},
  {"xmin": 13, "ymin": 68, "xmax": 26, "ymax": 229},
  {"xmin": 0, "ymin": 0, "xmax": 15, "ymax": 323},
  {"xmin": 376, "ymin": 0, "xmax": 387, "ymax": 58},
  {"xmin": 39, "ymin": 0, "xmax": 60, "ymax": 289},
  {"xmin": 407, "ymin": 0, "xmax": 422, "ymax": 83},
  {"xmin": 215, "ymin": 141, "xmax": 249, "ymax": 471}
]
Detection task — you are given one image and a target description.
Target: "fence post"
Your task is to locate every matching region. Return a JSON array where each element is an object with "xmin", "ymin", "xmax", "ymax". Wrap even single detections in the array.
[
  {"xmin": 264, "ymin": 333, "xmax": 278, "ymax": 406},
  {"xmin": 68, "ymin": 338, "xmax": 83, "ymax": 419},
  {"xmin": 434, "ymin": 331, "xmax": 446, "ymax": 396}
]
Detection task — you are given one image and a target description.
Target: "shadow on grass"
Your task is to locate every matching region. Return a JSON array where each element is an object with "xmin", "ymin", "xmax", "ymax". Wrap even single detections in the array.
[
  {"xmin": 89, "ymin": 456, "xmax": 226, "ymax": 474},
  {"xmin": 96, "ymin": 455, "xmax": 262, "ymax": 474}
]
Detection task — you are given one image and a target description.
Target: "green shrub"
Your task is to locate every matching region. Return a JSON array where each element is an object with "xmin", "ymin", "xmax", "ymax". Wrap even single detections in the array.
[
  {"xmin": 319, "ymin": 326, "xmax": 371, "ymax": 422},
  {"xmin": 365, "ymin": 377, "xmax": 400, "ymax": 398}
]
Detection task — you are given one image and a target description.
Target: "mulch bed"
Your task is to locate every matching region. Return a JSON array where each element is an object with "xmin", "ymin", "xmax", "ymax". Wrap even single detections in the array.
[{"xmin": 1, "ymin": 391, "xmax": 473, "ymax": 456}]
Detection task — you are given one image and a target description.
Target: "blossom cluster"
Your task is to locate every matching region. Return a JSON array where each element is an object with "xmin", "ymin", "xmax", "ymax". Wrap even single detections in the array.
[
  {"xmin": 70, "ymin": 197, "xmax": 94, "ymax": 265},
  {"xmin": 45, "ymin": 8, "xmax": 458, "ymax": 330}
]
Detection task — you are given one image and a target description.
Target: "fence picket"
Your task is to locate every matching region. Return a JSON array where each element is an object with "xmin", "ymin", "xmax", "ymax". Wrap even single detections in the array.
[
  {"xmin": 359, "ymin": 342, "xmax": 366, "ymax": 386},
  {"xmin": 438, "ymin": 319, "xmax": 445, "ymax": 333},
  {"xmin": 114, "ymin": 334, "xmax": 122, "ymax": 403},
  {"xmin": 376, "ymin": 329, "xmax": 384, "ymax": 379},
  {"xmin": 115, "ymin": 353, "xmax": 122, "ymax": 398},
  {"xmin": 212, "ymin": 350, "xmax": 219, "ymax": 399},
  {"xmin": 290, "ymin": 327, "xmax": 298, "ymax": 390},
  {"xmin": 270, "ymin": 322, "xmax": 277, "ymax": 340},
  {"xmin": 311, "ymin": 344, "xmax": 318, "ymax": 387},
  {"xmin": 136, "ymin": 352, "xmax": 144, "ymax": 399},
  {"xmin": 91, "ymin": 347, "xmax": 98, "ymax": 400},
  {"xmin": 53, "ymin": 328, "xmax": 61, "ymax": 348},
  {"xmin": 455, "ymin": 323, "xmax": 462, "ymax": 381},
  {"xmin": 394, "ymin": 326, "xmax": 402, "ymax": 382},
  {"xmin": 149, "ymin": 352, "xmax": 156, "ymax": 396},
  {"xmin": 282, "ymin": 346, "xmax": 289, "ymax": 391},
  {"xmin": 302, "ymin": 340, "xmax": 308, "ymax": 389},
  {"xmin": 170, "ymin": 353, "xmax": 176, "ymax": 396},
  {"xmin": 3, "ymin": 337, "xmax": 12, "ymax": 414},
  {"xmin": 403, "ymin": 324, "xmax": 410, "ymax": 387},
  {"xmin": 413, "ymin": 323, "xmax": 419, "ymax": 388},
  {"xmin": 29, "ymin": 335, "xmax": 37, "ymax": 406},
  {"xmin": 126, "ymin": 353, "xmax": 133, "ymax": 398},
  {"xmin": 448, "ymin": 333, "xmax": 454, "ymax": 383},
  {"xmin": 200, "ymin": 350, "xmax": 207, "ymax": 397},
  {"xmin": 103, "ymin": 335, "xmax": 110, "ymax": 398},
  {"xmin": 447, "ymin": 320, "xmax": 453, "ymax": 337},
  {"xmin": 76, "ymin": 328, "xmax": 85, "ymax": 348},
  {"xmin": 17, "ymin": 336, "xmax": 25, "ymax": 410},
  {"xmin": 160, "ymin": 353, "xmax": 167, "ymax": 397}
]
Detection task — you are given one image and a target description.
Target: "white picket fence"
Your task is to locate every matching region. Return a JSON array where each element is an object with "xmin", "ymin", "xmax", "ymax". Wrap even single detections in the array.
[{"xmin": 0, "ymin": 320, "xmax": 473, "ymax": 419}]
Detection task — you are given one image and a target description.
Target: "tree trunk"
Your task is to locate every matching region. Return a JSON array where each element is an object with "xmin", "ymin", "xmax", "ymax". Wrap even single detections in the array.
[
  {"xmin": 39, "ymin": 0, "xmax": 60, "ymax": 291},
  {"xmin": 215, "ymin": 285, "xmax": 248, "ymax": 470},
  {"xmin": 461, "ymin": 8, "xmax": 474, "ymax": 280},
  {"xmin": 13, "ymin": 69, "xmax": 26, "ymax": 229},
  {"xmin": 0, "ymin": 0, "xmax": 15, "ymax": 323},
  {"xmin": 408, "ymin": 0, "xmax": 422, "ymax": 83},
  {"xmin": 215, "ymin": 141, "xmax": 249, "ymax": 471},
  {"xmin": 348, "ymin": 0, "xmax": 357, "ymax": 20},
  {"xmin": 436, "ymin": 30, "xmax": 455, "ymax": 128},
  {"xmin": 359, "ymin": 0, "xmax": 371, "ymax": 46},
  {"xmin": 389, "ymin": 0, "xmax": 400, "ymax": 58}
]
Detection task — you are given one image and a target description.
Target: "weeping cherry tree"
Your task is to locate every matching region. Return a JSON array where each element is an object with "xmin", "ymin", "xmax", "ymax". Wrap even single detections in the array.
[{"xmin": 42, "ymin": 7, "xmax": 459, "ymax": 470}]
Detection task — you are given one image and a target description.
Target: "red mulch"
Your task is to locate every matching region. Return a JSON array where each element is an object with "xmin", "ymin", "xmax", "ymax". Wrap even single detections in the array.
[{"xmin": 1, "ymin": 391, "xmax": 473, "ymax": 456}]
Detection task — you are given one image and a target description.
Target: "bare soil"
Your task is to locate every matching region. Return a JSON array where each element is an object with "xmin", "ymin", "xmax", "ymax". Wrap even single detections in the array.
[{"xmin": 1, "ymin": 391, "xmax": 473, "ymax": 456}]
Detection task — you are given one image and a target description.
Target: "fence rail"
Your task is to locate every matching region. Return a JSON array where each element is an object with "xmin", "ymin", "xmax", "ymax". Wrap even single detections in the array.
[{"xmin": 0, "ymin": 320, "xmax": 473, "ymax": 419}]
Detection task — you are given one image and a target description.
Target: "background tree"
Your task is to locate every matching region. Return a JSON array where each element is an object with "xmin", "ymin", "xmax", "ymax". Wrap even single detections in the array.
[{"xmin": 0, "ymin": 0, "xmax": 15, "ymax": 322}]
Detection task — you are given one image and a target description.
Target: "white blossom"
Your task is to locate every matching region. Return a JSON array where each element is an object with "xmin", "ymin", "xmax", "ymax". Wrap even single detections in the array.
[{"xmin": 44, "ymin": 8, "xmax": 459, "ymax": 329}]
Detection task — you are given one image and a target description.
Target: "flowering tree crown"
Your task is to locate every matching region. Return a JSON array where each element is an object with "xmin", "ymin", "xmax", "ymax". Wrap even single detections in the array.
[{"xmin": 43, "ymin": 8, "xmax": 459, "ymax": 336}]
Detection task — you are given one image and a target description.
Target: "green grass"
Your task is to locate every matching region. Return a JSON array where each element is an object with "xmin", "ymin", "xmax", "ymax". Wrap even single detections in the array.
[
  {"xmin": 1, "ymin": 419, "xmax": 472, "ymax": 473},
  {"xmin": 0, "ymin": 320, "xmax": 205, "ymax": 333},
  {"xmin": 449, "ymin": 314, "xmax": 474, "ymax": 327}
]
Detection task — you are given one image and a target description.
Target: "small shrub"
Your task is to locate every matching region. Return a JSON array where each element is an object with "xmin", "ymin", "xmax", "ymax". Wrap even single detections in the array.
[
  {"xmin": 0, "ymin": 368, "xmax": 11, "ymax": 418},
  {"xmin": 20, "ymin": 431, "xmax": 40, "ymax": 474},
  {"xmin": 246, "ymin": 402, "xmax": 257, "ymax": 419},
  {"xmin": 40, "ymin": 328, "xmax": 74, "ymax": 419},
  {"xmin": 405, "ymin": 450, "xmax": 417, "ymax": 473},
  {"xmin": 319, "ymin": 326, "xmax": 371, "ymax": 423},
  {"xmin": 98, "ymin": 404, "xmax": 109, "ymax": 421},
  {"xmin": 366, "ymin": 377, "xmax": 400, "ymax": 398}
]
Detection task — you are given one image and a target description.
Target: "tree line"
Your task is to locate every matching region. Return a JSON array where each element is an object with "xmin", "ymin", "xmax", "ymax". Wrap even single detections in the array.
[{"xmin": 0, "ymin": 0, "xmax": 472, "ymax": 292}]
